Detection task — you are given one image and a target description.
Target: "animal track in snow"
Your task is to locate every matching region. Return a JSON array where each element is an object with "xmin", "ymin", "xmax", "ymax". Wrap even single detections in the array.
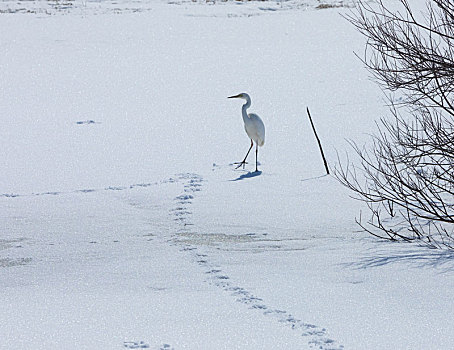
[
  {"xmin": 123, "ymin": 341, "xmax": 149, "ymax": 349},
  {"xmin": 76, "ymin": 120, "xmax": 98, "ymax": 125},
  {"xmin": 0, "ymin": 257, "xmax": 32, "ymax": 268},
  {"xmin": 0, "ymin": 178, "xmax": 176, "ymax": 200},
  {"xmin": 201, "ymin": 255, "xmax": 342, "ymax": 349},
  {"xmin": 168, "ymin": 173, "xmax": 204, "ymax": 227},
  {"xmin": 123, "ymin": 341, "xmax": 173, "ymax": 349}
]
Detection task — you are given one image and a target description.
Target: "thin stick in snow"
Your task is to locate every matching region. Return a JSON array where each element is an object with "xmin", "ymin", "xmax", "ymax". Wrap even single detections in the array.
[{"xmin": 306, "ymin": 107, "xmax": 330, "ymax": 175}]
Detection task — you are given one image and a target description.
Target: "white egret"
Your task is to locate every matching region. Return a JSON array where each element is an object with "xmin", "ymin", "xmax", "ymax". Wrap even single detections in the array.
[{"xmin": 228, "ymin": 93, "xmax": 265, "ymax": 172}]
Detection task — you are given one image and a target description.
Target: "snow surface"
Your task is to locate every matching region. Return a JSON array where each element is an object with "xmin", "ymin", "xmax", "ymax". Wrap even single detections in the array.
[{"xmin": 1, "ymin": 0, "xmax": 454, "ymax": 349}]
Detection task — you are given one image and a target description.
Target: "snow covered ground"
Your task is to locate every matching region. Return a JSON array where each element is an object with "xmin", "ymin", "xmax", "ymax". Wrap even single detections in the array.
[{"xmin": 1, "ymin": 0, "xmax": 454, "ymax": 349}]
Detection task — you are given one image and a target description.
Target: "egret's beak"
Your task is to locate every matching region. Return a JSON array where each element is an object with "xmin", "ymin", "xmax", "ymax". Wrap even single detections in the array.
[{"xmin": 228, "ymin": 94, "xmax": 242, "ymax": 99}]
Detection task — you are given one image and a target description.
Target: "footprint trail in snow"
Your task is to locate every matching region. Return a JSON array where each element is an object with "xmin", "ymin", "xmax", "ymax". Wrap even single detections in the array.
[
  {"xmin": 1, "ymin": 172, "xmax": 343, "ymax": 349},
  {"xmin": 170, "ymin": 172, "xmax": 343, "ymax": 350}
]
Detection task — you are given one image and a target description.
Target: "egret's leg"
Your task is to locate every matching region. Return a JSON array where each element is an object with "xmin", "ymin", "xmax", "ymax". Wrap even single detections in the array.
[
  {"xmin": 235, "ymin": 139, "xmax": 254, "ymax": 169},
  {"xmin": 255, "ymin": 143, "xmax": 259, "ymax": 172}
]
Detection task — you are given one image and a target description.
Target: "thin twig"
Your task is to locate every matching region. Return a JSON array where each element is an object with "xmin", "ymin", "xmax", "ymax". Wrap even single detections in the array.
[{"xmin": 306, "ymin": 107, "xmax": 330, "ymax": 175}]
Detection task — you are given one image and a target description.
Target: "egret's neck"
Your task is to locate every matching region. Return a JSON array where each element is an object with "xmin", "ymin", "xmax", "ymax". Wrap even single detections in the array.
[{"xmin": 242, "ymin": 99, "xmax": 251, "ymax": 122}]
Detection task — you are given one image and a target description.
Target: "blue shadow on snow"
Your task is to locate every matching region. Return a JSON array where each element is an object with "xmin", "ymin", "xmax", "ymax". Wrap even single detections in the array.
[{"xmin": 230, "ymin": 171, "xmax": 262, "ymax": 182}]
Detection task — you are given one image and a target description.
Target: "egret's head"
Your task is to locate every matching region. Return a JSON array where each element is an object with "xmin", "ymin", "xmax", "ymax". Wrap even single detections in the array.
[{"xmin": 228, "ymin": 93, "xmax": 249, "ymax": 100}]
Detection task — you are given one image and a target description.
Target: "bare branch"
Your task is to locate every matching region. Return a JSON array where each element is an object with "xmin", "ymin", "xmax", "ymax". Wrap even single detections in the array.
[{"xmin": 337, "ymin": 0, "xmax": 454, "ymax": 250}]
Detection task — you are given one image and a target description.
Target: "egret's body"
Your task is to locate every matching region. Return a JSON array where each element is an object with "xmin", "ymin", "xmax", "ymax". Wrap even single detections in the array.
[{"xmin": 228, "ymin": 93, "xmax": 265, "ymax": 172}]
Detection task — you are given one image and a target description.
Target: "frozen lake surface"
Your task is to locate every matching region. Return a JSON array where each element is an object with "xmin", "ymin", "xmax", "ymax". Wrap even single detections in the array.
[{"xmin": 1, "ymin": 0, "xmax": 454, "ymax": 349}]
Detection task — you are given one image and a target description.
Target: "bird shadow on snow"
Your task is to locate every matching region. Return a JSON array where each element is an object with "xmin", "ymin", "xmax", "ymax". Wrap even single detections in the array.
[
  {"xmin": 346, "ymin": 244, "xmax": 454, "ymax": 273},
  {"xmin": 230, "ymin": 170, "xmax": 262, "ymax": 182}
]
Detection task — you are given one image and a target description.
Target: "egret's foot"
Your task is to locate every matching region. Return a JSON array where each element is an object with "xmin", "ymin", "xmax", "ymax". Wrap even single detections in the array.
[{"xmin": 234, "ymin": 161, "xmax": 248, "ymax": 169}]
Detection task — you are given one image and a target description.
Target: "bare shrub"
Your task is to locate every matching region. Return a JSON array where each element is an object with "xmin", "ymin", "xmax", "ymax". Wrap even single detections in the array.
[{"xmin": 336, "ymin": 0, "xmax": 454, "ymax": 249}]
